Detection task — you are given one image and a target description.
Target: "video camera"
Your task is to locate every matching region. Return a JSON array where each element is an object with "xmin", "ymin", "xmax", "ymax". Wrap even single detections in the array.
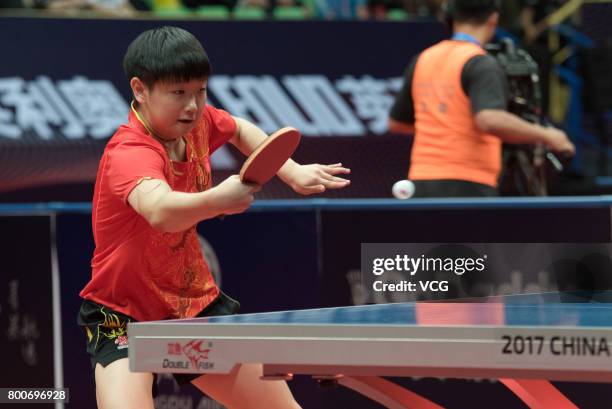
[
  {"xmin": 485, "ymin": 38, "xmax": 543, "ymax": 124},
  {"xmin": 485, "ymin": 38, "xmax": 563, "ymax": 195}
]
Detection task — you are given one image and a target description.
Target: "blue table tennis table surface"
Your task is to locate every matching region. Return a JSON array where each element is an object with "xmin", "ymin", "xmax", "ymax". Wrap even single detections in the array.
[{"xmin": 174, "ymin": 291, "xmax": 612, "ymax": 328}]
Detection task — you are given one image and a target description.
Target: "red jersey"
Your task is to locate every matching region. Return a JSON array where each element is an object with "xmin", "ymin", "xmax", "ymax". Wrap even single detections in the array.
[{"xmin": 80, "ymin": 105, "xmax": 236, "ymax": 321}]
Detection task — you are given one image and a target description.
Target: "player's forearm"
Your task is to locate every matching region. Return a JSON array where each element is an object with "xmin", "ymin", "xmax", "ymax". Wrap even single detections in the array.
[
  {"xmin": 388, "ymin": 118, "xmax": 415, "ymax": 135},
  {"xmin": 232, "ymin": 116, "xmax": 300, "ymax": 185},
  {"xmin": 277, "ymin": 158, "xmax": 300, "ymax": 185},
  {"xmin": 230, "ymin": 117, "xmax": 268, "ymax": 156},
  {"xmin": 149, "ymin": 189, "xmax": 223, "ymax": 232},
  {"xmin": 475, "ymin": 110, "xmax": 548, "ymax": 146}
]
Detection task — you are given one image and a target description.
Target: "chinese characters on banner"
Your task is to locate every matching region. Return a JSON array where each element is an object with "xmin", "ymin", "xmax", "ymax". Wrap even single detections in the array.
[{"xmin": 0, "ymin": 76, "xmax": 129, "ymax": 140}]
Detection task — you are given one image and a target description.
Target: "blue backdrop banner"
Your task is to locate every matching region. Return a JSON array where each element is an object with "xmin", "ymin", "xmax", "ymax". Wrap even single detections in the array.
[{"xmin": 0, "ymin": 17, "xmax": 444, "ymax": 199}]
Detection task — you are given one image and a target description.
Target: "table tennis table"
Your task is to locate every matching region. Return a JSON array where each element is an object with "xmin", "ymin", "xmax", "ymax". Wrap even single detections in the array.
[{"xmin": 128, "ymin": 292, "xmax": 612, "ymax": 409}]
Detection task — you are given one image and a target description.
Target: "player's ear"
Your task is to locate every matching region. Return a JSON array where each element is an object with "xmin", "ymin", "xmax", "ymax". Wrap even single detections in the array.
[
  {"xmin": 130, "ymin": 77, "xmax": 147, "ymax": 105},
  {"xmin": 488, "ymin": 11, "xmax": 499, "ymax": 28}
]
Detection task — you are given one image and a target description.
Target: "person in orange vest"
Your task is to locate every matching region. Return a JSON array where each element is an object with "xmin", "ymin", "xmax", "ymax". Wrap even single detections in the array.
[{"xmin": 389, "ymin": 0, "xmax": 574, "ymax": 198}]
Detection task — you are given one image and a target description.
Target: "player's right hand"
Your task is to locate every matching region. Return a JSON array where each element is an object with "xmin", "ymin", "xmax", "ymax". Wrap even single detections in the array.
[
  {"xmin": 212, "ymin": 175, "xmax": 260, "ymax": 215},
  {"xmin": 544, "ymin": 128, "xmax": 575, "ymax": 157}
]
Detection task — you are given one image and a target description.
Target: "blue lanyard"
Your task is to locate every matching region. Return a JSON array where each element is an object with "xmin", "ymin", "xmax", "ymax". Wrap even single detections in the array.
[{"xmin": 452, "ymin": 33, "xmax": 481, "ymax": 46}]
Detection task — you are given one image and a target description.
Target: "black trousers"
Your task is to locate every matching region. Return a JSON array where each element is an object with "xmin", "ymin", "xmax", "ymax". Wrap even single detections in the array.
[{"xmin": 412, "ymin": 179, "xmax": 498, "ymax": 198}]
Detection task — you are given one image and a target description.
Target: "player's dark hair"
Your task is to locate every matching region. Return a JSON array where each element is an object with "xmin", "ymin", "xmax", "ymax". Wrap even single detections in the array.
[
  {"xmin": 123, "ymin": 26, "xmax": 211, "ymax": 87},
  {"xmin": 444, "ymin": 0, "xmax": 500, "ymax": 25}
]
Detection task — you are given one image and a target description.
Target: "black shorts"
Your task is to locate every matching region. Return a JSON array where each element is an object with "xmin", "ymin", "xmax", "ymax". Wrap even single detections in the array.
[{"xmin": 77, "ymin": 291, "xmax": 241, "ymax": 390}]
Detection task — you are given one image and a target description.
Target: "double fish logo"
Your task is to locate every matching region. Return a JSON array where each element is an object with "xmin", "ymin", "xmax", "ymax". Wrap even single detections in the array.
[{"xmin": 182, "ymin": 340, "xmax": 211, "ymax": 369}]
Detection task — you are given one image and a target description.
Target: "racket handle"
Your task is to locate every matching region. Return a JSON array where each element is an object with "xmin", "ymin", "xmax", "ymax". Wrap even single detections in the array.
[{"xmin": 546, "ymin": 151, "xmax": 564, "ymax": 172}]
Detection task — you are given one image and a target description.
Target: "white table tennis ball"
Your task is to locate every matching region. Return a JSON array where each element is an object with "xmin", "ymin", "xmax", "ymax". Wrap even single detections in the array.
[{"xmin": 392, "ymin": 179, "xmax": 415, "ymax": 199}]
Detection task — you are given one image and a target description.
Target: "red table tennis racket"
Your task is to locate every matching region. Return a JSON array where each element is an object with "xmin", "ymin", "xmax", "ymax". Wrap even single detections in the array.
[{"xmin": 239, "ymin": 127, "xmax": 301, "ymax": 185}]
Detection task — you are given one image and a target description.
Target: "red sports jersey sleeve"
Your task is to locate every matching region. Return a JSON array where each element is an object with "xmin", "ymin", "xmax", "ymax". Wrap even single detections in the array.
[
  {"xmin": 206, "ymin": 105, "xmax": 237, "ymax": 153},
  {"xmin": 105, "ymin": 139, "xmax": 168, "ymax": 203}
]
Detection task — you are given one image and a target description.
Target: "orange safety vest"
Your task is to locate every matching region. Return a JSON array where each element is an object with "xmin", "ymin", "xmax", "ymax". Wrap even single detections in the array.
[{"xmin": 409, "ymin": 40, "xmax": 502, "ymax": 187}]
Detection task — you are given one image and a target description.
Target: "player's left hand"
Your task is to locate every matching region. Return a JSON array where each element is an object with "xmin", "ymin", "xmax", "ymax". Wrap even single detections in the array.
[{"xmin": 283, "ymin": 163, "xmax": 350, "ymax": 195}]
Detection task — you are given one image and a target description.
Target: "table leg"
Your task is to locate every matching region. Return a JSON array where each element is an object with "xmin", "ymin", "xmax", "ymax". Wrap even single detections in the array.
[
  {"xmin": 338, "ymin": 376, "xmax": 445, "ymax": 409},
  {"xmin": 499, "ymin": 379, "xmax": 578, "ymax": 409}
]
